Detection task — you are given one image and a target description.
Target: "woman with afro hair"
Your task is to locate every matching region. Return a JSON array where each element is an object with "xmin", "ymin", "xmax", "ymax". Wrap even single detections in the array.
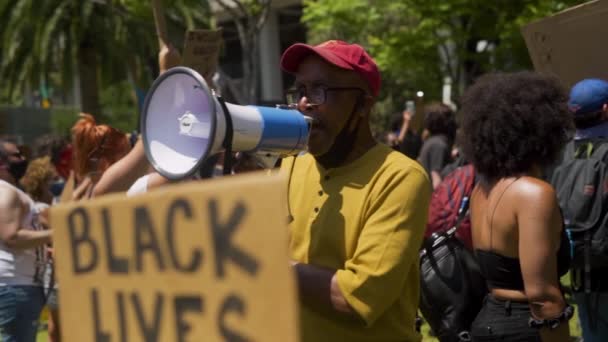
[{"xmin": 459, "ymin": 72, "xmax": 574, "ymax": 341}]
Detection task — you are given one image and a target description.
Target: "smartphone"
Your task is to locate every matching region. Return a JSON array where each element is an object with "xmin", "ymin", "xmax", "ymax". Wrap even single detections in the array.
[{"xmin": 405, "ymin": 100, "xmax": 415, "ymax": 115}]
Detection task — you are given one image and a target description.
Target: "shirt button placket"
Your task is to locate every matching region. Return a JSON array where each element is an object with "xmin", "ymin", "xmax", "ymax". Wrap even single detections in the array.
[{"xmin": 313, "ymin": 174, "xmax": 328, "ymax": 218}]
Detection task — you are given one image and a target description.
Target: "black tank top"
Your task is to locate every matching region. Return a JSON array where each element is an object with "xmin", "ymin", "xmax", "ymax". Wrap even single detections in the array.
[
  {"xmin": 474, "ymin": 178, "xmax": 571, "ymax": 290},
  {"xmin": 476, "ymin": 228, "xmax": 571, "ymax": 290}
]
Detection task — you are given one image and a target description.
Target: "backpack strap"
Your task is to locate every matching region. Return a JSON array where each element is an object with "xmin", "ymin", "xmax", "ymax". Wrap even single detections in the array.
[
  {"xmin": 573, "ymin": 139, "xmax": 608, "ymax": 159},
  {"xmin": 445, "ymin": 195, "xmax": 470, "ymax": 237},
  {"xmin": 445, "ymin": 166, "xmax": 474, "ymax": 237},
  {"xmin": 577, "ymin": 142, "xmax": 592, "ymax": 158},
  {"xmin": 590, "ymin": 141, "xmax": 608, "ymax": 160},
  {"xmin": 584, "ymin": 231, "xmax": 597, "ymax": 330}
]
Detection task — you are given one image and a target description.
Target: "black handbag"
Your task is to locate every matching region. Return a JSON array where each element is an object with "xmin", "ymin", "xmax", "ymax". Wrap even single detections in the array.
[{"xmin": 419, "ymin": 197, "xmax": 487, "ymax": 342}]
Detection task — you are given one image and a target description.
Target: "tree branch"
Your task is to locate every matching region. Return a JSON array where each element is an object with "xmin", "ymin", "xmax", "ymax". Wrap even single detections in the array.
[
  {"xmin": 215, "ymin": 0, "xmax": 244, "ymax": 21},
  {"xmin": 433, "ymin": 30, "xmax": 456, "ymax": 81},
  {"xmin": 254, "ymin": 0, "xmax": 271, "ymax": 31}
]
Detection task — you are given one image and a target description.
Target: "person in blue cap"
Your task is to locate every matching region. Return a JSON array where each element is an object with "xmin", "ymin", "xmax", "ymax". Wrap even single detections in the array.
[
  {"xmin": 557, "ymin": 78, "xmax": 608, "ymax": 342},
  {"xmin": 568, "ymin": 78, "xmax": 608, "ymax": 140}
]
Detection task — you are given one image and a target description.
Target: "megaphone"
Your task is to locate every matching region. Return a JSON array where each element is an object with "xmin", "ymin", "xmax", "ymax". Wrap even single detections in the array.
[{"xmin": 141, "ymin": 67, "xmax": 311, "ymax": 180}]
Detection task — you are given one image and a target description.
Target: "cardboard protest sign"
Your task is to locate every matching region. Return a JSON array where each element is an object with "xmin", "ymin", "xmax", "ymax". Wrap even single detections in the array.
[
  {"xmin": 522, "ymin": 0, "xmax": 608, "ymax": 87},
  {"xmin": 51, "ymin": 172, "xmax": 299, "ymax": 342},
  {"xmin": 183, "ymin": 29, "xmax": 223, "ymax": 87}
]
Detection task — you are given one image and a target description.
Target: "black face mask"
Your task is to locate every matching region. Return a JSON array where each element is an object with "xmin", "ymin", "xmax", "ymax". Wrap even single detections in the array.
[
  {"xmin": 49, "ymin": 181, "xmax": 65, "ymax": 197},
  {"xmin": 8, "ymin": 160, "xmax": 28, "ymax": 181},
  {"xmin": 316, "ymin": 99, "xmax": 362, "ymax": 168}
]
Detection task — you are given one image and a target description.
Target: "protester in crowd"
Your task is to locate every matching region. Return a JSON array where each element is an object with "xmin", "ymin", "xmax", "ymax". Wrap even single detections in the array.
[
  {"xmin": 418, "ymin": 102, "xmax": 456, "ymax": 189},
  {"xmin": 41, "ymin": 114, "xmax": 131, "ymax": 341},
  {"xmin": 395, "ymin": 109, "xmax": 422, "ymax": 160},
  {"xmin": 460, "ymin": 72, "xmax": 573, "ymax": 341},
  {"xmin": 280, "ymin": 40, "xmax": 431, "ymax": 341},
  {"xmin": 70, "ymin": 113, "xmax": 131, "ymax": 200},
  {"xmin": 0, "ymin": 139, "xmax": 52, "ymax": 342},
  {"xmin": 31, "ymin": 134, "xmax": 71, "ymax": 200},
  {"xmin": 20, "ymin": 157, "xmax": 56, "ymax": 206},
  {"xmin": 559, "ymin": 78, "xmax": 608, "ymax": 341},
  {"xmin": 384, "ymin": 129, "xmax": 399, "ymax": 148},
  {"xmin": 18, "ymin": 156, "xmax": 58, "ymax": 340}
]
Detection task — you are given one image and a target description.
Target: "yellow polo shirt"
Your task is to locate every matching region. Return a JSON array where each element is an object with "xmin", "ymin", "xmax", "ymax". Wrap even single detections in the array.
[{"xmin": 281, "ymin": 144, "xmax": 431, "ymax": 342}]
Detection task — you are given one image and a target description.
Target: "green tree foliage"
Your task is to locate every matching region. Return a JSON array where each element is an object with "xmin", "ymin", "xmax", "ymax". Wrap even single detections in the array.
[
  {"xmin": 0, "ymin": 0, "xmax": 210, "ymax": 129},
  {"xmin": 302, "ymin": 0, "xmax": 588, "ymax": 133}
]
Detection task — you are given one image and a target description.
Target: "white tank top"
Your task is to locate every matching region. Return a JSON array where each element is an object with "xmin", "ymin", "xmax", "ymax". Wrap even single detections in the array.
[{"xmin": 0, "ymin": 180, "xmax": 44, "ymax": 286}]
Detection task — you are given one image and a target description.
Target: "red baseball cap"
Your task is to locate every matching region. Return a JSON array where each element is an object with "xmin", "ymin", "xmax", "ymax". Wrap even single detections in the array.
[{"xmin": 280, "ymin": 40, "xmax": 381, "ymax": 97}]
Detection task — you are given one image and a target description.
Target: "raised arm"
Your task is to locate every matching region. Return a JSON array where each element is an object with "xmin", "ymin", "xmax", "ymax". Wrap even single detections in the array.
[
  {"xmin": 91, "ymin": 139, "xmax": 150, "ymax": 197},
  {"xmin": 93, "ymin": 44, "xmax": 182, "ymax": 197}
]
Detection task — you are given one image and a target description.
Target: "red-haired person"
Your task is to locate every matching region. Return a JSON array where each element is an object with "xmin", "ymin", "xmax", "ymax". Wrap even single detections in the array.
[
  {"xmin": 45, "ymin": 114, "xmax": 131, "ymax": 342},
  {"xmin": 70, "ymin": 113, "xmax": 131, "ymax": 200}
]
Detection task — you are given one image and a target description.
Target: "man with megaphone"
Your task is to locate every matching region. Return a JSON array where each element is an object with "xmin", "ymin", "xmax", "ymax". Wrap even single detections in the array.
[{"xmin": 280, "ymin": 40, "xmax": 431, "ymax": 341}]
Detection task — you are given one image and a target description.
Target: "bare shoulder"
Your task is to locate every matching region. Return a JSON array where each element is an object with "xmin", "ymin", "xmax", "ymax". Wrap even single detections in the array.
[
  {"xmin": 0, "ymin": 184, "xmax": 20, "ymax": 210},
  {"xmin": 511, "ymin": 176, "xmax": 560, "ymax": 222},
  {"xmin": 512, "ymin": 176, "xmax": 557, "ymax": 204}
]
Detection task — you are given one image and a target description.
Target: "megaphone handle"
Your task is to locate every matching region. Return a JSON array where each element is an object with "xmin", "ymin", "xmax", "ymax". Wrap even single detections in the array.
[{"xmin": 217, "ymin": 96, "xmax": 234, "ymax": 175}]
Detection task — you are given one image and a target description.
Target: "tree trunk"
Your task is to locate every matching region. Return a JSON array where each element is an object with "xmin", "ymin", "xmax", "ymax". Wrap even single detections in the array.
[
  {"xmin": 78, "ymin": 39, "xmax": 101, "ymax": 116},
  {"xmin": 240, "ymin": 38, "xmax": 253, "ymax": 103},
  {"xmin": 248, "ymin": 34, "xmax": 260, "ymax": 104}
]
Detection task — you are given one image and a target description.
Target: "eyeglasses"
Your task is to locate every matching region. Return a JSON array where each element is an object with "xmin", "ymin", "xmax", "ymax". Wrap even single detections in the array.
[{"xmin": 285, "ymin": 85, "xmax": 366, "ymax": 106}]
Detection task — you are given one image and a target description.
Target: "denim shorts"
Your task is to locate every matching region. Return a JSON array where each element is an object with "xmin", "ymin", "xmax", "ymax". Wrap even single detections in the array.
[
  {"xmin": 0, "ymin": 285, "xmax": 45, "ymax": 342},
  {"xmin": 470, "ymin": 295, "xmax": 541, "ymax": 341}
]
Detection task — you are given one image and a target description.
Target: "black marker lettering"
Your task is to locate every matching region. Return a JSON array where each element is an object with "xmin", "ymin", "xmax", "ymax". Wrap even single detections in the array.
[
  {"xmin": 166, "ymin": 199, "xmax": 203, "ymax": 272},
  {"xmin": 218, "ymin": 294, "xmax": 250, "ymax": 342},
  {"xmin": 68, "ymin": 208, "xmax": 98, "ymax": 274},
  {"xmin": 209, "ymin": 200, "xmax": 259, "ymax": 278},
  {"xmin": 134, "ymin": 206, "xmax": 165, "ymax": 272},
  {"xmin": 131, "ymin": 292, "xmax": 164, "ymax": 342},
  {"xmin": 102, "ymin": 208, "xmax": 129, "ymax": 273},
  {"xmin": 174, "ymin": 295, "xmax": 204, "ymax": 342}
]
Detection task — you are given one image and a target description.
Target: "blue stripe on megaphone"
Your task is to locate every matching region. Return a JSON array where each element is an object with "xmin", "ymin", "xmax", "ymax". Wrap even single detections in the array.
[{"xmin": 254, "ymin": 106, "xmax": 309, "ymax": 154}]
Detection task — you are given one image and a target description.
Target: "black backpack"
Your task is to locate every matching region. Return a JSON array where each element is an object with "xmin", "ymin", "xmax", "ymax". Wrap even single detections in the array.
[
  {"xmin": 419, "ymin": 191, "xmax": 487, "ymax": 342},
  {"xmin": 551, "ymin": 140, "xmax": 608, "ymax": 289}
]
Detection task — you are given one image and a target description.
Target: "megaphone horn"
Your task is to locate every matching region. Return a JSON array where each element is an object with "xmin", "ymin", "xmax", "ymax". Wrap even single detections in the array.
[{"xmin": 141, "ymin": 67, "xmax": 311, "ymax": 180}]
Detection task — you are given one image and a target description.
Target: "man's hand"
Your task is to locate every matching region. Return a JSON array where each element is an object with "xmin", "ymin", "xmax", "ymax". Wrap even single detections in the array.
[
  {"xmin": 159, "ymin": 44, "xmax": 182, "ymax": 74},
  {"xmin": 293, "ymin": 263, "xmax": 356, "ymax": 317}
]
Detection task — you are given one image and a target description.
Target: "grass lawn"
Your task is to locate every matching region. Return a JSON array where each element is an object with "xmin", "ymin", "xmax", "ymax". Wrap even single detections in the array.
[{"xmin": 31, "ymin": 273, "xmax": 583, "ymax": 341}]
